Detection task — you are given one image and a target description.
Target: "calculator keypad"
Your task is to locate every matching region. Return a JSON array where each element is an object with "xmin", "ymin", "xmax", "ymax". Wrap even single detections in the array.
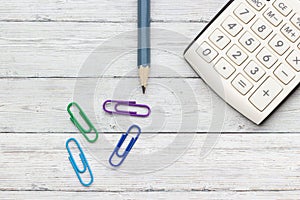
[
  {"xmin": 216, "ymin": 0, "xmax": 300, "ymax": 110},
  {"xmin": 196, "ymin": 42, "xmax": 218, "ymax": 63},
  {"xmin": 263, "ymin": 7, "xmax": 283, "ymax": 27},
  {"xmin": 251, "ymin": 19, "xmax": 273, "ymax": 39},
  {"xmin": 257, "ymin": 48, "xmax": 278, "ymax": 69},
  {"xmin": 246, "ymin": 0, "xmax": 265, "ymax": 11},
  {"xmin": 286, "ymin": 50, "xmax": 300, "ymax": 71},
  {"xmin": 244, "ymin": 60, "xmax": 265, "ymax": 82},
  {"xmin": 281, "ymin": 23, "xmax": 300, "ymax": 42},
  {"xmin": 214, "ymin": 58, "xmax": 236, "ymax": 79},
  {"xmin": 291, "ymin": 13, "xmax": 300, "ymax": 30},
  {"xmin": 209, "ymin": 29, "xmax": 231, "ymax": 50},
  {"xmin": 232, "ymin": 74, "xmax": 253, "ymax": 95},
  {"xmin": 227, "ymin": 45, "xmax": 248, "ymax": 65},
  {"xmin": 249, "ymin": 77, "xmax": 283, "ymax": 111},
  {"xmin": 273, "ymin": 0, "xmax": 292, "ymax": 16},
  {"xmin": 222, "ymin": 16, "xmax": 243, "ymax": 36},
  {"xmin": 269, "ymin": 34, "xmax": 290, "ymax": 55},
  {"xmin": 239, "ymin": 31, "xmax": 261, "ymax": 52},
  {"xmin": 186, "ymin": 0, "xmax": 300, "ymax": 122},
  {"xmin": 234, "ymin": 3, "xmax": 256, "ymax": 24},
  {"xmin": 274, "ymin": 64, "xmax": 295, "ymax": 84}
]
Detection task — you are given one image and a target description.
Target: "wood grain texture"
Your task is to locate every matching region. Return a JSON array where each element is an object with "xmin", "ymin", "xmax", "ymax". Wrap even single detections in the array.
[
  {"xmin": 1, "ymin": 133, "xmax": 300, "ymax": 192},
  {"xmin": 0, "ymin": 22, "xmax": 204, "ymax": 78},
  {"xmin": 1, "ymin": 0, "xmax": 300, "ymax": 198},
  {"xmin": 0, "ymin": 78, "xmax": 299, "ymax": 133},
  {"xmin": 0, "ymin": 0, "xmax": 228, "ymax": 22},
  {"xmin": 1, "ymin": 191, "xmax": 300, "ymax": 200}
]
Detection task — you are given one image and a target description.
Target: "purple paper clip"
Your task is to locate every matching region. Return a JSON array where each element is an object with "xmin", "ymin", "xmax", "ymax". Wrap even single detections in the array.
[{"xmin": 103, "ymin": 100, "xmax": 151, "ymax": 117}]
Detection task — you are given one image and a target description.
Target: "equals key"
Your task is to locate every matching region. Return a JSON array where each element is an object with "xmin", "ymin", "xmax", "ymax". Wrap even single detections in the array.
[{"xmin": 232, "ymin": 74, "xmax": 253, "ymax": 95}]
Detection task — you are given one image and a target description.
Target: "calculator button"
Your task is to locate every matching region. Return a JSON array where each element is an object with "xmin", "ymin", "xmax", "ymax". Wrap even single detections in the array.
[
  {"xmin": 257, "ymin": 48, "xmax": 278, "ymax": 69},
  {"xmin": 269, "ymin": 34, "xmax": 290, "ymax": 55},
  {"xmin": 222, "ymin": 16, "xmax": 243, "ymax": 37},
  {"xmin": 273, "ymin": 0, "xmax": 292, "ymax": 16},
  {"xmin": 263, "ymin": 7, "xmax": 283, "ymax": 27},
  {"xmin": 251, "ymin": 19, "xmax": 273, "ymax": 39},
  {"xmin": 196, "ymin": 42, "xmax": 218, "ymax": 63},
  {"xmin": 286, "ymin": 50, "xmax": 300, "ymax": 71},
  {"xmin": 239, "ymin": 31, "xmax": 261, "ymax": 53},
  {"xmin": 244, "ymin": 60, "xmax": 266, "ymax": 82},
  {"xmin": 232, "ymin": 74, "xmax": 253, "ymax": 95},
  {"xmin": 291, "ymin": 13, "xmax": 300, "ymax": 31},
  {"xmin": 214, "ymin": 58, "xmax": 236, "ymax": 79},
  {"xmin": 281, "ymin": 23, "xmax": 300, "ymax": 43},
  {"xmin": 234, "ymin": 3, "xmax": 256, "ymax": 24},
  {"xmin": 246, "ymin": 0, "xmax": 265, "ymax": 11},
  {"xmin": 274, "ymin": 64, "xmax": 295, "ymax": 85},
  {"xmin": 227, "ymin": 45, "xmax": 248, "ymax": 66},
  {"xmin": 249, "ymin": 77, "xmax": 283, "ymax": 111},
  {"xmin": 209, "ymin": 29, "xmax": 231, "ymax": 50}
]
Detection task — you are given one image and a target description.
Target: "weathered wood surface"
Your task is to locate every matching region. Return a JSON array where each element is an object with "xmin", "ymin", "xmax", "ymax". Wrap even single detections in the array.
[
  {"xmin": 0, "ymin": 22, "xmax": 204, "ymax": 78},
  {"xmin": 1, "ymin": 0, "xmax": 300, "ymax": 199},
  {"xmin": 1, "ymin": 134, "xmax": 300, "ymax": 192},
  {"xmin": 1, "ymin": 191, "xmax": 300, "ymax": 200},
  {"xmin": 0, "ymin": 78, "xmax": 299, "ymax": 133},
  {"xmin": 0, "ymin": 0, "xmax": 228, "ymax": 22}
]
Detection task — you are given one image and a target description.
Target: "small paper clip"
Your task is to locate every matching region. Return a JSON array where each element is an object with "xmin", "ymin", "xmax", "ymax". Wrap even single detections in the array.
[
  {"xmin": 109, "ymin": 125, "xmax": 141, "ymax": 167},
  {"xmin": 103, "ymin": 100, "xmax": 151, "ymax": 117},
  {"xmin": 66, "ymin": 138, "xmax": 94, "ymax": 187},
  {"xmin": 67, "ymin": 102, "xmax": 99, "ymax": 143}
]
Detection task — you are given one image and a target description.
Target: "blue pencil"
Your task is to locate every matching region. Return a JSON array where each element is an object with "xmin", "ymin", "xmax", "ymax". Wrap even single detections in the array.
[{"xmin": 138, "ymin": 0, "xmax": 151, "ymax": 94}]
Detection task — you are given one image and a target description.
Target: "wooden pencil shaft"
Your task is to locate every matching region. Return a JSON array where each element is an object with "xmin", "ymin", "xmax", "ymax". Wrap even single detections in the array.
[{"xmin": 139, "ymin": 66, "xmax": 150, "ymax": 87}]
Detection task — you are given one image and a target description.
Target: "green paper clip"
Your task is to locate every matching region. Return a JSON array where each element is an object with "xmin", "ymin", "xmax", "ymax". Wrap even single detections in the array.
[{"xmin": 67, "ymin": 102, "xmax": 99, "ymax": 143}]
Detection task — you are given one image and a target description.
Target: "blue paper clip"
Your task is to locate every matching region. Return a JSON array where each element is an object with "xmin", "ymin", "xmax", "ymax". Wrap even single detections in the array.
[
  {"xmin": 67, "ymin": 102, "xmax": 99, "ymax": 143},
  {"xmin": 103, "ymin": 100, "xmax": 151, "ymax": 117},
  {"xmin": 66, "ymin": 138, "xmax": 94, "ymax": 187},
  {"xmin": 109, "ymin": 125, "xmax": 141, "ymax": 167}
]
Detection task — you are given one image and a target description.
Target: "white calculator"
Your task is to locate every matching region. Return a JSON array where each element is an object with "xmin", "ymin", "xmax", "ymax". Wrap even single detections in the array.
[{"xmin": 184, "ymin": 0, "xmax": 300, "ymax": 125}]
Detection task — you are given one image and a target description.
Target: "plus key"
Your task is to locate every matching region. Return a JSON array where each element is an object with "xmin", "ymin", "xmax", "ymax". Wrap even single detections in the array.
[{"xmin": 250, "ymin": 77, "xmax": 283, "ymax": 111}]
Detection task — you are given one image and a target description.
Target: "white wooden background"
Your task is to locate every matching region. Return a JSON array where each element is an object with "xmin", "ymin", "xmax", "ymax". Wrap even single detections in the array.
[{"xmin": 1, "ymin": 0, "xmax": 300, "ymax": 199}]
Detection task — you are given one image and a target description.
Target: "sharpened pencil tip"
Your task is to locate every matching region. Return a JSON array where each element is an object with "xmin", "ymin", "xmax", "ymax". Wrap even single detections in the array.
[{"xmin": 142, "ymin": 86, "xmax": 146, "ymax": 94}]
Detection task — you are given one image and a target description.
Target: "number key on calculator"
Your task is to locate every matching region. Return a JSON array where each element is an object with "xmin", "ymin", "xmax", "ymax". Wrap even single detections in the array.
[{"xmin": 184, "ymin": 0, "xmax": 299, "ymax": 125}]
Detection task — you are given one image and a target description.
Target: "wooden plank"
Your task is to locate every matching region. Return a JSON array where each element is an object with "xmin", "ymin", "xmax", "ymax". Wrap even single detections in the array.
[
  {"xmin": 4, "ymin": 0, "xmax": 299, "ymax": 198},
  {"xmin": 0, "ymin": 22, "xmax": 204, "ymax": 78},
  {"xmin": 1, "ymin": 133, "xmax": 300, "ymax": 191},
  {"xmin": 0, "ymin": 78, "xmax": 299, "ymax": 133},
  {"xmin": 0, "ymin": 0, "xmax": 228, "ymax": 22},
  {"xmin": 1, "ymin": 191, "xmax": 300, "ymax": 200}
]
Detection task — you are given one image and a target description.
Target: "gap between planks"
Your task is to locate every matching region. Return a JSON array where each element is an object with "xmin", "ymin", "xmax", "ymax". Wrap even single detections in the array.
[
  {"xmin": 0, "ymin": 132, "xmax": 300, "ymax": 134},
  {"xmin": 1, "ymin": 191, "xmax": 300, "ymax": 200},
  {"xmin": 1, "ymin": 188, "xmax": 300, "ymax": 192},
  {"xmin": 0, "ymin": 20, "xmax": 210, "ymax": 23}
]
